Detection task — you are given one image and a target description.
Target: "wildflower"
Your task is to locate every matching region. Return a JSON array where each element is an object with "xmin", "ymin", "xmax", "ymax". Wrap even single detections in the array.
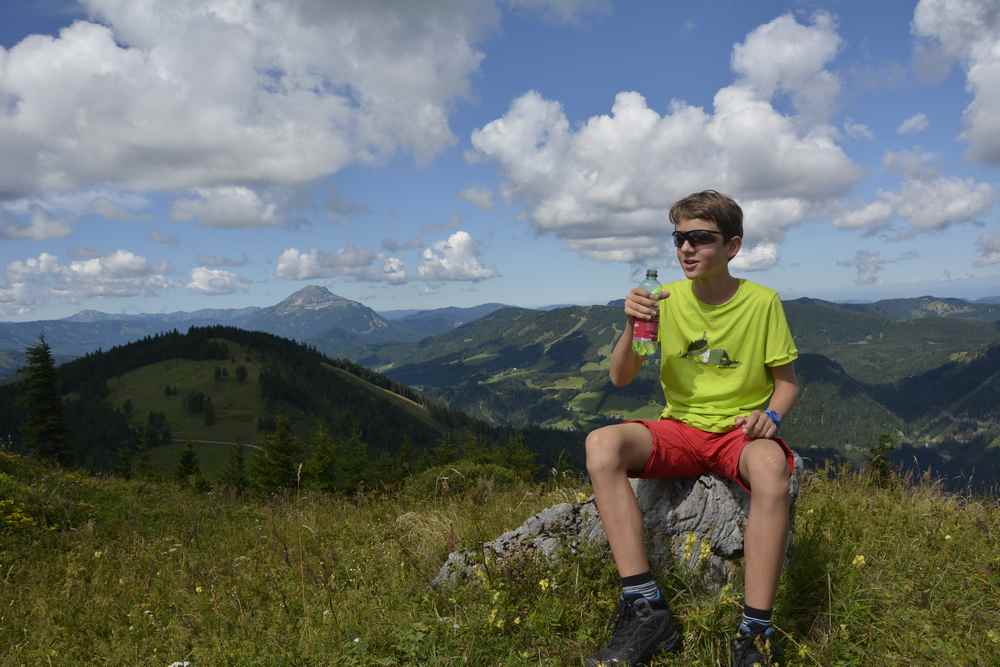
[
  {"xmin": 682, "ymin": 532, "xmax": 697, "ymax": 561},
  {"xmin": 798, "ymin": 645, "xmax": 810, "ymax": 658},
  {"xmin": 944, "ymin": 534, "xmax": 952, "ymax": 541},
  {"xmin": 195, "ymin": 585, "xmax": 204, "ymax": 594},
  {"xmin": 806, "ymin": 508, "xmax": 814, "ymax": 515},
  {"xmin": 93, "ymin": 550, "xmax": 103, "ymax": 559},
  {"xmin": 852, "ymin": 555, "xmax": 866, "ymax": 568},
  {"xmin": 575, "ymin": 492, "xmax": 588, "ymax": 503},
  {"xmin": 514, "ymin": 616, "xmax": 521, "ymax": 625},
  {"xmin": 698, "ymin": 538, "xmax": 712, "ymax": 563},
  {"xmin": 488, "ymin": 608, "xmax": 498, "ymax": 623},
  {"xmin": 538, "ymin": 578, "xmax": 550, "ymax": 592}
]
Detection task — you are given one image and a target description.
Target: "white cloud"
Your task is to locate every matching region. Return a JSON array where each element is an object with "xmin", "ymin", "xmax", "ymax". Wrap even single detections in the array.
[
  {"xmin": 975, "ymin": 232, "xmax": 1000, "ymax": 265},
  {"xmin": 470, "ymin": 13, "xmax": 858, "ymax": 267},
  {"xmin": 0, "ymin": 250, "xmax": 172, "ymax": 311},
  {"xmin": 0, "ymin": 1, "xmax": 498, "ymax": 201},
  {"xmin": 459, "ymin": 187, "xmax": 494, "ymax": 210},
  {"xmin": 843, "ymin": 119, "xmax": 873, "ymax": 140},
  {"xmin": 834, "ymin": 149, "xmax": 992, "ymax": 234},
  {"xmin": 913, "ymin": 0, "xmax": 1000, "ymax": 162},
  {"xmin": 171, "ymin": 187, "xmax": 279, "ymax": 228},
  {"xmin": 417, "ymin": 230, "xmax": 497, "ymax": 281},
  {"xmin": 892, "ymin": 176, "xmax": 993, "ymax": 230},
  {"xmin": 187, "ymin": 267, "xmax": 250, "ymax": 295},
  {"xmin": 0, "ymin": 207, "xmax": 72, "ymax": 240},
  {"xmin": 833, "ymin": 200, "xmax": 894, "ymax": 230},
  {"xmin": 731, "ymin": 12, "xmax": 842, "ymax": 122},
  {"xmin": 897, "ymin": 113, "xmax": 929, "ymax": 134},
  {"xmin": 275, "ymin": 246, "xmax": 406, "ymax": 284}
]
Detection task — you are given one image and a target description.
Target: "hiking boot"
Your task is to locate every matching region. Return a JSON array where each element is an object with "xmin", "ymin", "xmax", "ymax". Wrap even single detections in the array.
[
  {"xmin": 585, "ymin": 595, "xmax": 682, "ymax": 666},
  {"xmin": 730, "ymin": 627, "xmax": 782, "ymax": 667}
]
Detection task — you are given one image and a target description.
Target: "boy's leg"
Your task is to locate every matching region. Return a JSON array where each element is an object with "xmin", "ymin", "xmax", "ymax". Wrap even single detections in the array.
[
  {"xmin": 584, "ymin": 423, "xmax": 655, "ymax": 576},
  {"xmin": 737, "ymin": 438, "xmax": 791, "ymax": 610}
]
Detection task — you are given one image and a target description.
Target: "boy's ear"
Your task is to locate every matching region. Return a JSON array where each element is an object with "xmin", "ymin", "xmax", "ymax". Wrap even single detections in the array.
[{"xmin": 727, "ymin": 235, "xmax": 742, "ymax": 261}]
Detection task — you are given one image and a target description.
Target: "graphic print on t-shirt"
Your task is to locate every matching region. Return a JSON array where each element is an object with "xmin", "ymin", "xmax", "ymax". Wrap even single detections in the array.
[{"xmin": 681, "ymin": 331, "xmax": 740, "ymax": 368}]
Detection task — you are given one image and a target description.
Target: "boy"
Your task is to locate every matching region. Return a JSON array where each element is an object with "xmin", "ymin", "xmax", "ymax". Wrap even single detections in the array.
[{"xmin": 584, "ymin": 190, "xmax": 799, "ymax": 666}]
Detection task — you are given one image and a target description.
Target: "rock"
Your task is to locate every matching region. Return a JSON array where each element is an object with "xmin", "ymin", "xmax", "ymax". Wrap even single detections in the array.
[{"xmin": 432, "ymin": 454, "xmax": 803, "ymax": 590}]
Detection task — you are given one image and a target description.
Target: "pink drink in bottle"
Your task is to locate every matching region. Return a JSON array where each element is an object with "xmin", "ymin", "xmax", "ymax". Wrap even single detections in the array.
[{"xmin": 631, "ymin": 269, "xmax": 660, "ymax": 357}]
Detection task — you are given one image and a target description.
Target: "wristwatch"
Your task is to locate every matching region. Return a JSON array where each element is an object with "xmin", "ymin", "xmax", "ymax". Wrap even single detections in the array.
[{"xmin": 764, "ymin": 409, "xmax": 782, "ymax": 430}]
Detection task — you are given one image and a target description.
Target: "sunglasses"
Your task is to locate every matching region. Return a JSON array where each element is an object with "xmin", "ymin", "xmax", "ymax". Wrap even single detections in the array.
[{"xmin": 671, "ymin": 229, "xmax": 725, "ymax": 248}]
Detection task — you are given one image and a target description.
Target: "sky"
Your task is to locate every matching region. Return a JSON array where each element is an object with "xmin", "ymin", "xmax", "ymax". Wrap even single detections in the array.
[{"xmin": 1, "ymin": 0, "xmax": 1000, "ymax": 321}]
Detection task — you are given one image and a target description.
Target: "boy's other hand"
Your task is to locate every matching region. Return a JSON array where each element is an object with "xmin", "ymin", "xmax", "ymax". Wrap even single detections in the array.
[
  {"xmin": 625, "ymin": 287, "xmax": 670, "ymax": 321},
  {"xmin": 734, "ymin": 410, "xmax": 777, "ymax": 440}
]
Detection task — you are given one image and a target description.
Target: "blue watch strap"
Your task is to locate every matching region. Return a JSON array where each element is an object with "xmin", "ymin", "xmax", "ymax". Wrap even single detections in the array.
[{"xmin": 764, "ymin": 409, "xmax": 781, "ymax": 429}]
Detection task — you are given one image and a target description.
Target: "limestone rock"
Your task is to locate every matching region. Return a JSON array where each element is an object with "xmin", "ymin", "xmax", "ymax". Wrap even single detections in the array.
[{"xmin": 432, "ymin": 454, "xmax": 802, "ymax": 590}]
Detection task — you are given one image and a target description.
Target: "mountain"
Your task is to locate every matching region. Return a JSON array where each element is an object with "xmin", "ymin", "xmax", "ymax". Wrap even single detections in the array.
[
  {"xmin": 840, "ymin": 295, "xmax": 1000, "ymax": 322},
  {"xmin": 0, "ymin": 287, "xmax": 508, "ymax": 375},
  {"xmin": 353, "ymin": 299, "xmax": 1000, "ymax": 458},
  {"xmin": 0, "ymin": 325, "xmax": 583, "ymax": 477},
  {"xmin": 379, "ymin": 303, "xmax": 511, "ymax": 323}
]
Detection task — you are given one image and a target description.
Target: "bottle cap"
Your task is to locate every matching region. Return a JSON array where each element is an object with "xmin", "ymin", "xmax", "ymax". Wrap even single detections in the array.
[{"xmin": 645, "ymin": 269, "xmax": 658, "ymax": 279}]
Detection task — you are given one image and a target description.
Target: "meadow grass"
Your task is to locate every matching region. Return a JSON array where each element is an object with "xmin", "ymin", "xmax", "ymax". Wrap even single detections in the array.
[{"xmin": 1, "ymin": 452, "xmax": 998, "ymax": 666}]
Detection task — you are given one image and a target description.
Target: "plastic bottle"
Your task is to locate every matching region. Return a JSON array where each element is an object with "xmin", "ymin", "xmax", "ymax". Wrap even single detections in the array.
[{"xmin": 631, "ymin": 269, "xmax": 660, "ymax": 357}]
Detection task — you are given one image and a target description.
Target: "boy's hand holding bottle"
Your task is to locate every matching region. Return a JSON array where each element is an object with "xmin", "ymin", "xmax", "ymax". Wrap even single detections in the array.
[{"xmin": 625, "ymin": 269, "xmax": 670, "ymax": 357}]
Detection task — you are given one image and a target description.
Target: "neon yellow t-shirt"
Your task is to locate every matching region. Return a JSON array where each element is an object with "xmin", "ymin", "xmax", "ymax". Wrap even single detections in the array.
[{"xmin": 655, "ymin": 278, "xmax": 798, "ymax": 432}]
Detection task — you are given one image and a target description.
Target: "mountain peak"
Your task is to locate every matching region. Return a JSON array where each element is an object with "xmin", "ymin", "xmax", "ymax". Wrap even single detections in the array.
[{"xmin": 275, "ymin": 285, "xmax": 353, "ymax": 312}]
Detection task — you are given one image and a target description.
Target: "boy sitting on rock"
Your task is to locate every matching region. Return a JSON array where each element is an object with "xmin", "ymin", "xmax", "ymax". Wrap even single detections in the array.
[{"xmin": 585, "ymin": 190, "xmax": 799, "ymax": 667}]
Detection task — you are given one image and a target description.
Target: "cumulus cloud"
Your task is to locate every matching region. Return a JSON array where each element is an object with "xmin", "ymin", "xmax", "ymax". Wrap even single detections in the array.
[
  {"xmin": 470, "ymin": 13, "xmax": 859, "ymax": 269},
  {"xmin": 913, "ymin": 0, "xmax": 1000, "ymax": 162},
  {"xmin": 837, "ymin": 249, "xmax": 918, "ymax": 285},
  {"xmin": 0, "ymin": 1, "xmax": 499, "ymax": 202},
  {"xmin": 897, "ymin": 113, "xmax": 929, "ymax": 134},
  {"xmin": 975, "ymin": 232, "xmax": 1000, "ymax": 265},
  {"xmin": 187, "ymin": 267, "xmax": 251, "ymax": 294},
  {"xmin": 731, "ymin": 11, "xmax": 842, "ymax": 122},
  {"xmin": 275, "ymin": 246, "xmax": 406, "ymax": 284},
  {"xmin": 459, "ymin": 187, "xmax": 494, "ymax": 210},
  {"xmin": 0, "ymin": 250, "xmax": 172, "ymax": 311},
  {"xmin": 834, "ymin": 149, "xmax": 993, "ymax": 234},
  {"xmin": 843, "ymin": 119, "xmax": 873, "ymax": 140},
  {"xmin": 417, "ymin": 230, "xmax": 497, "ymax": 282},
  {"xmin": 171, "ymin": 187, "xmax": 280, "ymax": 228},
  {"xmin": 0, "ymin": 207, "xmax": 72, "ymax": 240},
  {"xmin": 833, "ymin": 200, "xmax": 894, "ymax": 231}
]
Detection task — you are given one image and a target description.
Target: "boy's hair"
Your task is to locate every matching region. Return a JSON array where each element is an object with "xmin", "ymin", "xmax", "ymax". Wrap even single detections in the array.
[{"xmin": 669, "ymin": 190, "xmax": 743, "ymax": 240}]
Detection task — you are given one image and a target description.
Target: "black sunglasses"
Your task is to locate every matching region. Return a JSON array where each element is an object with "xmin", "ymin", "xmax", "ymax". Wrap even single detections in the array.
[{"xmin": 672, "ymin": 229, "xmax": 725, "ymax": 248}]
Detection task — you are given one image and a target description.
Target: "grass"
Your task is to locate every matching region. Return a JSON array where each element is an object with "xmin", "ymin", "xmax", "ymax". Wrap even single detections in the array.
[{"xmin": 1, "ymin": 452, "xmax": 998, "ymax": 665}]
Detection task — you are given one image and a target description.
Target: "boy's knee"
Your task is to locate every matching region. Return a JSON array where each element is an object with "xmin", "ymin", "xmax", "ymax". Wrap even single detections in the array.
[{"xmin": 585, "ymin": 428, "xmax": 623, "ymax": 474}]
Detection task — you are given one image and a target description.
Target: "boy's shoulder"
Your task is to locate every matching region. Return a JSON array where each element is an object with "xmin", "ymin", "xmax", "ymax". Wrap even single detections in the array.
[{"xmin": 662, "ymin": 278, "xmax": 781, "ymax": 304}]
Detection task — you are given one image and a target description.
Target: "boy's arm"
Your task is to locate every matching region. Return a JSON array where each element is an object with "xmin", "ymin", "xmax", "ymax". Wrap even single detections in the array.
[
  {"xmin": 735, "ymin": 362, "xmax": 799, "ymax": 439},
  {"xmin": 608, "ymin": 318, "xmax": 644, "ymax": 387},
  {"xmin": 767, "ymin": 362, "xmax": 799, "ymax": 417}
]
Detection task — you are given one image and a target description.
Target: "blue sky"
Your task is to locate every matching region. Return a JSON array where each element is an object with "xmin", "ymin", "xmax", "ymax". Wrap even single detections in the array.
[{"xmin": 1, "ymin": 0, "xmax": 999, "ymax": 321}]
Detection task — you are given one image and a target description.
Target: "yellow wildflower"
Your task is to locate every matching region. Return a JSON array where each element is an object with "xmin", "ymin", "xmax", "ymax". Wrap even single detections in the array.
[
  {"xmin": 538, "ymin": 578, "xmax": 550, "ymax": 592},
  {"xmin": 698, "ymin": 538, "xmax": 712, "ymax": 563},
  {"xmin": 944, "ymin": 534, "xmax": 952, "ymax": 541},
  {"xmin": 575, "ymin": 492, "xmax": 589, "ymax": 503},
  {"xmin": 851, "ymin": 555, "xmax": 866, "ymax": 568},
  {"xmin": 195, "ymin": 585, "xmax": 204, "ymax": 594},
  {"xmin": 513, "ymin": 617, "xmax": 521, "ymax": 625}
]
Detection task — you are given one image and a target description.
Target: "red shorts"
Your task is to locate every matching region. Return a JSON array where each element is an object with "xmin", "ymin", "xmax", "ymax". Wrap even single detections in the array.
[{"xmin": 624, "ymin": 418, "xmax": 795, "ymax": 494}]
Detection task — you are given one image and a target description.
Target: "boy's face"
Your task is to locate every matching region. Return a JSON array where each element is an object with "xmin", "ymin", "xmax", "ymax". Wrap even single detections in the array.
[{"xmin": 673, "ymin": 218, "xmax": 741, "ymax": 280}]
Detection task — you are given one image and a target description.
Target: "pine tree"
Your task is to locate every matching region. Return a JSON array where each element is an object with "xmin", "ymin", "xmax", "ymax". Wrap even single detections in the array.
[
  {"xmin": 221, "ymin": 444, "xmax": 248, "ymax": 495},
  {"xmin": 250, "ymin": 416, "xmax": 302, "ymax": 490},
  {"xmin": 304, "ymin": 422, "xmax": 338, "ymax": 492},
  {"xmin": 19, "ymin": 335, "xmax": 69, "ymax": 464},
  {"xmin": 334, "ymin": 426, "xmax": 368, "ymax": 493},
  {"xmin": 176, "ymin": 441, "xmax": 200, "ymax": 486}
]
